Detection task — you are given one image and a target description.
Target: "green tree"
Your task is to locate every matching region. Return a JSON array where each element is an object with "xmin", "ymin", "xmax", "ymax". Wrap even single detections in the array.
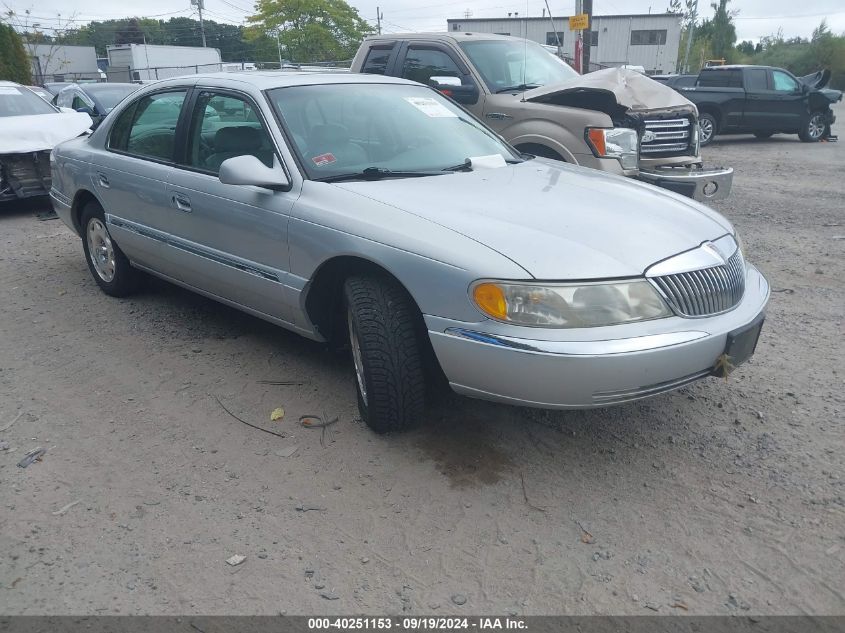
[
  {"xmin": 0, "ymin": 22, "xmax": 32, "ymax": 83},
  {"xmin": 736, "ymin": 40, "xmax": 754, "ymax": 56},
  {"xmin": 705, "ymin": 0, "xmax": 737, "ymax": 60},
  {"xmin": 247, "ymin": 0, "xmax": 373, "ymax": 63}
]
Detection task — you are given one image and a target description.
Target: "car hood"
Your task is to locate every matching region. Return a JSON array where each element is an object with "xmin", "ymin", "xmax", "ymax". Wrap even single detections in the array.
[
  {"xmin": 0, "ymin": 111, "xmax": 92, "ymax": 154},
  {"xmin": 800, "ymin": 69, "xmax": 831, "ymax": 90},
  {"xmin": 334, "ymin": 160, "xmax": 733, "ymax": 279},
  {"xmin": 522, "ymin": 67, "xmax": 694, "ymax": 112}
]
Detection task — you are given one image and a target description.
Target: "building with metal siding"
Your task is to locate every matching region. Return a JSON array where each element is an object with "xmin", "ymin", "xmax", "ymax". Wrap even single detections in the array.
[{"xmin": 446, "ymin": 13, "xmax": 682, "ymax": 74}]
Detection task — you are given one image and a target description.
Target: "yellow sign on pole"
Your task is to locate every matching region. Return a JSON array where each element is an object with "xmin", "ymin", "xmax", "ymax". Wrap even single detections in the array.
[{"xmin": 569, "ymin": 13, "xmax": 589, "ymax": 30}]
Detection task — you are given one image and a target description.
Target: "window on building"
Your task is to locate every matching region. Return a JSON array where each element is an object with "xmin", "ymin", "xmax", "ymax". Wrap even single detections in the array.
[
  {"xmin": 545, "ymin": 31, "xmax": 565, "ymax": 46},
  {"xmin": 588, "ymin": 31, "xmax": 598, "ymax": 46},
  {"xmin": 630, "ymin": 29, "xmax": 667, "ymax": 46}
]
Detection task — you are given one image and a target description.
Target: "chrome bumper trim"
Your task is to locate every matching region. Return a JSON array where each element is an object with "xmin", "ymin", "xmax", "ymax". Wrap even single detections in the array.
[{"xmin": 639, "ymin": 165, "xmax": 733, "ymax": 201}]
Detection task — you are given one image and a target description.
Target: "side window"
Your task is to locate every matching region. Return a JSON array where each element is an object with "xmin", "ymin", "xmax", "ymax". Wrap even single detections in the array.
[
  {"xmin": 118, "ymin": 91, "xmax": 187, "ymax": 161},
  {"xmin": 184, "ymin": 91, "xmax": 275, "ymax": 173},
  {"xmin": 361, "ymin": 46, "xmax": 393, "ymax": 75},
  {"xmin": 71, "ymin": 94, "xmax": 88, "ymax": 110},
  {"xmin": 744, "ymin": 68, "xmax": 768, "ymax": 91},
  {"xmin": 772, "ymin": 70, "xmax": 799, "ymax": 92},
  {"xmin": 401, "ymin": 47, "xmax": 462, "ymax": 85},
  {"xmin": 57, "ymin": 91, "xmax": 72, "ymax": 108}
]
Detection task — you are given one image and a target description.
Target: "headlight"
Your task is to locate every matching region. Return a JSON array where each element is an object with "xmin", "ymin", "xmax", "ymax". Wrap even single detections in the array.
[
  {"xmin": 471, "ymin": 280, "xmax": 672, "ymax": 328},
  {"xmin": 586, "ymin": 127, "xmax": 638, "ymax": 170}
]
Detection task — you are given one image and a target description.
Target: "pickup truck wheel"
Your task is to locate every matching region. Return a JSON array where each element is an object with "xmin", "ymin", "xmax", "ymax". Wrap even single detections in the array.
[
  {"xmin": 753, "ymin": 131, "xmax": 773, "ymax": 139},
  {"xmin": 698, "ymin": 114, "xmax": 717, "ymax": 146},
  {"xmin": 80, "ymin": 201, "xmax": 141, "ymax": 297},
  {"xmin": 344, "ymin": 275, "xmax": 425, "ymax": 434},
  {"xmin": 799, "ymin": 112, "xmax": 826, "ymax": 142}
]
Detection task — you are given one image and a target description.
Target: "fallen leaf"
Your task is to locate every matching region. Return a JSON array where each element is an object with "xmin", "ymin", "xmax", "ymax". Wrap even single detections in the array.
[{"xmin": 270, "ymin": 407, "xmax": 285, "ymax": 421}]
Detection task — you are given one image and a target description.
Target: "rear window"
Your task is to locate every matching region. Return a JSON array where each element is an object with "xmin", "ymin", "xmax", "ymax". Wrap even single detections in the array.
[
  {"xmin": 744, "ymin": 68, "xmax": 768, "ymax": 91},
  {"xmin": 361, "ymin": 46, "xmax": 394, "ymax": 75},
  {"xmin": 697, "ymin": 70, "xmax": 743, "ymax": 88},
  {"xmin": 0, "ymin": 85, "xmax": 57, "ymax": 117}
]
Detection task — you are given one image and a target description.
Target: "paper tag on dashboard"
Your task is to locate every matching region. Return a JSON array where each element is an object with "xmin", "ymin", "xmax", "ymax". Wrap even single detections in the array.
[{"xmin": 403, "ymin": 97, "xmax": 457, "ymax": 118}]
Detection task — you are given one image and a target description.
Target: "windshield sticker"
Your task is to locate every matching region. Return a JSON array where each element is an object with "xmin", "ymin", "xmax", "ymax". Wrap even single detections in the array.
[
  {"xmin": 0, "ymin": 87, "xmax": 22, "ymax": 95},
  {"xmin": 403, "ymin": 97, "xmax": 457, "ymax": 118},
  {"xmin": 312, "ymin": 152, "xmax": 337, "ymax": 166}
]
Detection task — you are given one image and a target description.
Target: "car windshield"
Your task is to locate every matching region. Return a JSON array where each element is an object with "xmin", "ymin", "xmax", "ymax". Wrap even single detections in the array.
[
  {"xmin": 459, "ymin": 39, "xmax": 579, "ymax": 92},
  {"xmin": 267, "ymin": 83, "xmax": 519, "ymax": 180},
  {"xmin": 86, "ymin": 85, "xmax": 139, "ymax": 112},
  {"xmin": 0, "ymin": 85, "xmax": 58, "ymax": 117}
]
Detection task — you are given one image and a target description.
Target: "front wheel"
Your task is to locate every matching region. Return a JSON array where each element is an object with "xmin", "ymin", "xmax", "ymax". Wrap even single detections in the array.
[
  {"xmin": 80, "ymin": 201, "xmax": 141, "ymax": 297},
  {"xmin": 698, "ymin": 113, "xmax": 717, "ymax": 146},
  {"xmin": 344, "ymin": 275, "xmax": 425, "ymax": 434},
  {"xmin": 799, "ymin": 112, "xmax": 826, "ymax": 142}
]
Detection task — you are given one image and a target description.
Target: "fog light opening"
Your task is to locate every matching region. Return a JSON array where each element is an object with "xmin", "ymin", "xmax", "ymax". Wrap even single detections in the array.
[{"xmin": 703, "ymin": 181, "xmax": 718, "ymax": 197}]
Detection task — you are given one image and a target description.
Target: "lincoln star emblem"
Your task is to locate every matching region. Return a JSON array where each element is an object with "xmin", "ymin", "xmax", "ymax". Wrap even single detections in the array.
[{"xmin": 642, "ymin": 130, "xmax": 657, "ymax": 143}]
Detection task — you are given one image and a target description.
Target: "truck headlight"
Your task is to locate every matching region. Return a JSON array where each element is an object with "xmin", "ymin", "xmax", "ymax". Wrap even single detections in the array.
[
  {"xmin": 586, "ymin": 127, "xmax": 639, "ymax": 170},
  {"xmin": 471, "ymin": 279, "xmax": 671, "ymax": 328}
]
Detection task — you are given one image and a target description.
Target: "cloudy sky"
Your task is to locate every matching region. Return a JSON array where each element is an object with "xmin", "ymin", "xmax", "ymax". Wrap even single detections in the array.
[{"xmin": 9, "ymin": 0, "xmax": 844, "ymax": 43}]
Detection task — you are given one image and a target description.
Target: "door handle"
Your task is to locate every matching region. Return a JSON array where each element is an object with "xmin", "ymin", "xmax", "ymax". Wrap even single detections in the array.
[
  {"xmin": 486, "ymin": 112, "xmax": 513, "ymax": 120},
  {"xmin": 172, "ymin": 194, "xmax": 192, "ymax": 213},
  {"xmin": 96, "ymin": 173, "xmax": 110, "ymax": 188}
]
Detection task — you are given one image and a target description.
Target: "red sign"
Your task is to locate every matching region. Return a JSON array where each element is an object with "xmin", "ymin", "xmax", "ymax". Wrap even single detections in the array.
[{"xmin": 574, "ymin": 36, "xmax": 583, "ymax": 74}]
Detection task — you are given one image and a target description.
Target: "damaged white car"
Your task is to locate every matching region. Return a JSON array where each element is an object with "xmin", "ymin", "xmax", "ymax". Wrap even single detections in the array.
[{"xmin": 0, "ymin": 81, "xmax": 92, "ymax": 203}]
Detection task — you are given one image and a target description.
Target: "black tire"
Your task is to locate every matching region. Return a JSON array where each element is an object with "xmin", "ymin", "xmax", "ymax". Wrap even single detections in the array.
[
  {"xmin": 799, "ymin": 111, "xmax": 826, "ymax": 142},
  {"xmin": 80, "ymin": 201, "xmax": 141, "ymax": 297},
  {"xmin": 698, "ymin": 113, "xmax": 718, "ymax": 146},
  {"xmin": 343, "ymin": 275, "xmax": 425, "ymax": 433},
  {"xmin": 753, "ymin": 131, "xmax": 774, "ymax": 139}
]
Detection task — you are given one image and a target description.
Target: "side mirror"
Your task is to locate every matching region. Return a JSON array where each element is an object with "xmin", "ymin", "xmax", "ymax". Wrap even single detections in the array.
[
  {"xmin": 430, "ymin": 76, "xmax": 479, "ymax": 105},
  {"xmin": 219, "ymin": 154, "xmax": 290, "ymax": 190}
]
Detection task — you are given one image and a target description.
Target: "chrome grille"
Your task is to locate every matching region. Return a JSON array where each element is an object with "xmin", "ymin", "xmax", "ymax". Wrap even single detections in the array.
[
  {"xmin": 652, "ymin": 249, "xmax": 745, "ymax": 317},
  {"xmin": 641, "ymin": 117, "xmax": 692, "ymax": 156}
]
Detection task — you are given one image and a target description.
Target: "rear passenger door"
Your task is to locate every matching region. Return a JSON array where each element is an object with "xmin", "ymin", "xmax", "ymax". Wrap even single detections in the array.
[
  {"xmin": 95, "ymin": 89, "xmax": 190, "ymax": 276},
  {"xmin": 165, "ymin": 88, "xmax": 296, "ymax": 322},
  {"xmin": 741, "ymin": 67, "xmax": 771, "ymax": 129}
]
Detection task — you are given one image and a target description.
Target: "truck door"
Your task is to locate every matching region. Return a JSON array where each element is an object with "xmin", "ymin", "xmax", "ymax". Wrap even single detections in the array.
[
  {"xmin": 396, "ymin": 43, "xmax": 483, "ymax": 118},
  {"xmin": 768, "ymin": 69, "xmax": 807, "ymax": 131},
  {"xmin": 741, "ymin": 67, "xmax": 770, "ymax": 129}
]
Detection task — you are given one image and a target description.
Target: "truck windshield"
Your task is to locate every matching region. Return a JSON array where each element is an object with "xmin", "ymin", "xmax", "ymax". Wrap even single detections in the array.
[
  {"xmin": 0, "ymin": 85, "xmax": 58, "ymax": 117},
  {"xmin": 268, "ymin": 83, "xmax": 520, "ymax": 181},
  {"xmin": 459, "ymin": 39, "xmax": 579, "ymax": 93}
]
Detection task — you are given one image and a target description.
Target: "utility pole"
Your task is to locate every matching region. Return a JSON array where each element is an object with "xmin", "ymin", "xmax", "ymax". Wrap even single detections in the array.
[
  {"xmin": 376, "ymin": 7, "xmax": 382, "ymax": 35},
  {"xmin": 191, "ymin": 0, "xmax": 207, "ymax": 47},
  {"xmin": 582, "ymin": 0, "xmax": 592, "ymax": 73},
  {"xmin": 543, "ymin": 0, "xmax": 562, "ymax": 58},
  {"xmin": 681, "ymin": 0, "xmax": 699, "ymax": 72}
]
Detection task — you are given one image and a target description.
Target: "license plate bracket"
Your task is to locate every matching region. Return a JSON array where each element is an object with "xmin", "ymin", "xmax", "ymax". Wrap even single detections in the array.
[{"xmin": 713, "ymin": 315, "xmax": 764, "ymax": 377}]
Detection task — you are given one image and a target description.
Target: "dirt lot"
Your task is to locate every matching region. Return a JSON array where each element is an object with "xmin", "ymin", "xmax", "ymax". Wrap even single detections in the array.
[{"xmin": 1, "ymin": 106, "xmax": 843, "ymax": 616}]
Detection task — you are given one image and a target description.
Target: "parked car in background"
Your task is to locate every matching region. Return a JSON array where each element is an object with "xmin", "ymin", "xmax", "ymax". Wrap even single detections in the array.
[
  {"xmin": 54, "ymin": 83, "xmax": 140, "ymax": 129},
  {"xmin": 50, "ymin": 72, "xmax": 768, "ymax": 433},
  {"xmin": 43, "ymin": 82, "xmax": 76, "ymax": 96},
  {"xmin": 0, "ymin": 81, "xmax": 91, "ymax": 203},
  {"xmin": 674, "ymin": 65, "xmax": 841, "ymax": 145},
  {"xmin": 351, "ymin": 33, "xmax": 733, "ymax": 201},
  {"xmin": 27, "ymin": 86, "xmax": 54, "ymax": 102}
]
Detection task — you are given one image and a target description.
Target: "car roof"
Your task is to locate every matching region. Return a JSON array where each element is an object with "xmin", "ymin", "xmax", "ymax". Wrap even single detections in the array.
[
  {"xmin": 364, "ymin": 31, "xmax": 517, "ymax": 43},
  {"xmin": 0, "ymin": 80, "xmax": 22, "ymax": 87},
  {"xmin": 148, "ymin": 71, "xmax": 420, "ymax": 91},
  {"xmin": 702, "ymin": 64, "xmax": 781, "ymax": 71}
]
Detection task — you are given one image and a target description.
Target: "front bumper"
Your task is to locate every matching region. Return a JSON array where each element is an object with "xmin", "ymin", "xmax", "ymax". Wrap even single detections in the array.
[
  {"xmin": 426, "ymin": 264, "xmax": 768, "ymax": 409},
  {"xmin": 638, "ymin": 165, "xmax": 734, "ymax": 202}
]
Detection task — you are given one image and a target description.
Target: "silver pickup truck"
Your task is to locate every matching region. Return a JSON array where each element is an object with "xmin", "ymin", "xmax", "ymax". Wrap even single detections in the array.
[{"xmin": 351, "ymin": 33, "xmax": 733, "ymax": 201}]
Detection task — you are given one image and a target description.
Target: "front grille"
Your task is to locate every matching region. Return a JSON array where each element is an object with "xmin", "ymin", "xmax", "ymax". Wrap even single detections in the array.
[
  {"xmin": 640, "ymin": 117, "xmax": 692, "ymax": 156},
  {"xmin": 0, "ymin": 152, "xmax": 51, "ymax": 198},
  {"xmin": 651, "ymin": 249, "xmax": 745, "ymax": 317}
]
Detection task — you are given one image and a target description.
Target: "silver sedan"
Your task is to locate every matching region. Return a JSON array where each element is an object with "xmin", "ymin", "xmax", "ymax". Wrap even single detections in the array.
[{"xmin": 50, "ymin": 72, "xmax": 769, "ymax": 433}]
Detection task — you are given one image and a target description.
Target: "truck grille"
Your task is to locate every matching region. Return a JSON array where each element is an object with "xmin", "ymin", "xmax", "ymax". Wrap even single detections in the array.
[
  {"xmin": 651, "ymin": 249, "xmax": 745, "ymax": 317},
  {"xmin": 640, "ymin": 117, "xmax": 692, "ymax": 157}
]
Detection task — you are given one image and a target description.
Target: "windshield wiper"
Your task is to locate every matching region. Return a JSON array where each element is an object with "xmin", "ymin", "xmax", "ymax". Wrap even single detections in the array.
[
  {"xmin": 495, "ymin": 83, "xmax": 542, "ymax": 94},
  {"xmin": 314, "ymin": 166, "xmax": 445, "ymax": 183},
  {"xmin": 442, "ymin": 157, "xmax": 525, "ymax": 172}
]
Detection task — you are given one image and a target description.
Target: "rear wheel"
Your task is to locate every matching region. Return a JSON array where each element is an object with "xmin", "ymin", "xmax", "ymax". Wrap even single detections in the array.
[
  {"xmin": 698, "ymin": 113, "xmax": 717, "ymax": 146},
  {"xmin": 80, "ymin": 201, "xmax": 141, "ymax": 297},
  {"xmin": 344, "ymin": 275, "xmax": 425, "ymax": 433},
  {"xmin": 799, "ymin": 112, "xmax": 826, "ymax": 142}
]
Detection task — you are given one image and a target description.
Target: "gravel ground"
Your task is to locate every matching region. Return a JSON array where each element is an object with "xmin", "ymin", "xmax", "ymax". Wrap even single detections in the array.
[{"xmin": 1, "ymin": 105, "xmax": 843, "ymax": 616}]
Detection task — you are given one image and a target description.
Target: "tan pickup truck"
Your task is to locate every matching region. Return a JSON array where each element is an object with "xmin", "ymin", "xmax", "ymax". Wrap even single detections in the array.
[{"xmin": 351, "ymin": 32, "xmax": 733, "ymax": 201}]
